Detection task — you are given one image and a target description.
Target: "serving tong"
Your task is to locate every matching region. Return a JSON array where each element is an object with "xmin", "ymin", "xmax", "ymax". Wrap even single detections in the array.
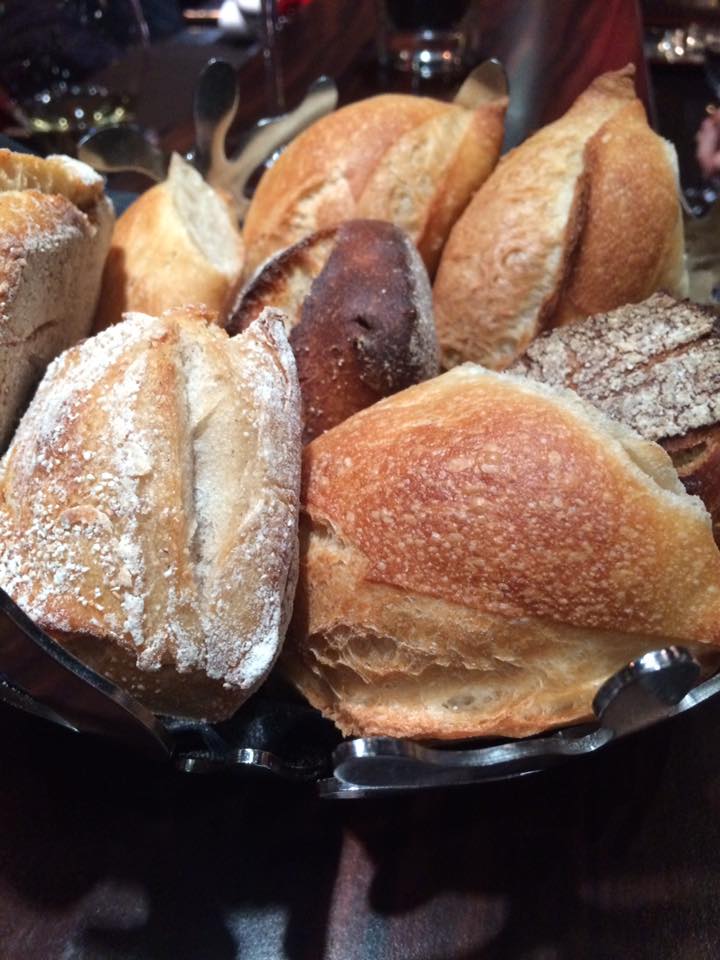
[
  {"xmin": 2, "ymin": 584, "xmax": 719, "ymax": 797},
  {"xmin": 77, "ymin": 58, "xmax": 339, "ymax": 219},
  {"xmin": 77, "ymin": 58, "xmax": 510, "ymax": 220}
]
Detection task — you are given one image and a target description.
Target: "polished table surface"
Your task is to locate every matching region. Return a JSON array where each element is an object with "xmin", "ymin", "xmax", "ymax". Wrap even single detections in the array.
[{"xmin": 3, "ymin": 2, "xmax": 718, "ymax": 958}]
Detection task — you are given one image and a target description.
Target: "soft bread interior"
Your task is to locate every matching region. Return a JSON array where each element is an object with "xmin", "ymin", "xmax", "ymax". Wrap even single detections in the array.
[
  {"xmin": 167, "ymin": 153, "xmax": 242, "ymax": 276},
  {"xmin": 0, "ymin": 149, "xmax": 105, "ymax": 211},
  {"xmin": 287, "ymin": 364, "xmax": 720, "ymax": 739}
]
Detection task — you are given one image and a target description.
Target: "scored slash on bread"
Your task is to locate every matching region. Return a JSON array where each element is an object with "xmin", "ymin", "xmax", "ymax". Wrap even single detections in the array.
[
  {"xmin": 0, "ymin": 149, "xmax": 114, "ymax": 451},
  {"xmin": 94, "ymin": 154, "xmax": 244, "ymax": 332},
  {"xmin": 284, "ymin": 366, "xmax": 720, "ymax": 740},
  {"xmin": 242, "ymin": 90, "xmax": 507, "ymax": 279},
  {"xmin": 0, "ymin": 306, "xmax": 302, "ymax": 721},
  {"xmin": 511, "ymin": 292, "xmax": 720, "ymax": 540},
  {"xmin": 433, "ymin": 66, "xmax": 687, "ymax": 370},
  {"xmin": 225, "ymin": 219, "xmax": 439, "ymax": 444}
]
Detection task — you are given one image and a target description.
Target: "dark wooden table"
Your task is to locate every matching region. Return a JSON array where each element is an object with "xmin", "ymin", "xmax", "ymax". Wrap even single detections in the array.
[{"xmin": 3, "ymin": 2, "xmax": 719, "ymax": 958}]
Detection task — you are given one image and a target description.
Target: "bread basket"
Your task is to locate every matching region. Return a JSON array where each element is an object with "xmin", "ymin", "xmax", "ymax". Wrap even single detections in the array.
[{"xmin": 3, "ymin": 583, "xmax": 717, "ymax": 798}]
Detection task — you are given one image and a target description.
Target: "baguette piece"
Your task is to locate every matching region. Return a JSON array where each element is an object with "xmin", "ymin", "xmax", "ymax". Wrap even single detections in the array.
[
  {"xmin": 226, "ymin": 219, "xmax": 438, "ymax": 443},
  {"xmin": 284, "ymin": 366, "xmax": 720, "ymax": 740},
  {"xmin": 242, "ymin": 91, "xmax": 507, "ymax": 278},
  {"xmin": 511, "ymin": 293, "xmax": 720, "ymax": 538},
  {"xmin": 94, "ymin": 154, "xmax": 244, "ymax": 331},
  {"xmin": 433, "ymin": 66, "xmax": 687, "ymax": 370},
  {"xmin": 0, "ymin": 306, "xmax": 301, "ymax": 721},
  {"xmin": 0, "ymin": 149, "xmax": 114, "ymax": 450}
]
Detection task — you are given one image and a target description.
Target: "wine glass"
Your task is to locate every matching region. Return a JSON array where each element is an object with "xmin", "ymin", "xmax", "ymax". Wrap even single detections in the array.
[{"xmin": 0, "ymin": 0, "xmax": 150, "ymax": 152}]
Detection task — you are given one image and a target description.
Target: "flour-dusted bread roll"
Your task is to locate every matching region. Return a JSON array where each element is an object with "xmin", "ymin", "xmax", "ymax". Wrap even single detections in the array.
[
  {"xmin": 511, "ymin": 293, "xmax": 720, "ymax": 539},
  {"xmin": 434, "ymin": 66, "xmax": 688, "ymax": 370},
  {"xmin": 0, "ymin": 306, "xmax": 301, "ymax": 721},
  {"xmin": 0, "ymin": 149, "xmax": 114, "ymax": 450},
  {"xmin": 284, "ymin": 367, "xmax": 720, "ymax": 740},
  {"xmin": 95, "ymin": 154, "xmax": 244, "ymax": 331},
  {"xmin": 226, "ymin": 219, "xmax": 438, "ymax": 443},
  {"xmin": 242, "ymin": 90, "xmax": 507, "ymax": 278}
]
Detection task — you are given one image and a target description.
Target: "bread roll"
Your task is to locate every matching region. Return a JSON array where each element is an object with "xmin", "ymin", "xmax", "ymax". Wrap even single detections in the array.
[
  {"xmin": 226, "ymin": 219, "xmax": 438, "ymax": 443},
  {"xmin": 284, "ymin": 366, "xmax": 720, "ymax": 740},
  {"xmin": 242, "ymin": 91, "xmax": 507, "ymax": 278},
  {"xmin": 433, "ymin": 66, "xmax": 687, "ymax": 370},
  {"xmin": 94, "ymin": 154, "xmax": 244, "ymax": 331},
  {"xmin": 0, "ymin": 306, "xmax": 301, "ymax": 721},
  {"xmin": 0, "ymin": 149, "xmax": 114, "ymax": 451},
  {"xmin": 511, "ymin": 293, "xmax": 720, "ymax": 539}
]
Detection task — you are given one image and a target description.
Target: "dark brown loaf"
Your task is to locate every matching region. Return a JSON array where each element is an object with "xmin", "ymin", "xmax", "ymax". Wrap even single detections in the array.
[
  {"xmin": 226, "ymin": 219, "xmax": 438, "ymax": 444},
  {"xmin": 511, "ymin": 293, "xmax": 720, "ymax": 536}
]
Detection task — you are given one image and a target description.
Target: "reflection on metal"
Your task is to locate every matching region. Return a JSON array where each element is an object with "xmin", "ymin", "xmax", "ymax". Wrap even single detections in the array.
[{"xmin": 2, "ymin": 586, "xmax": 719, "ymax": 797}]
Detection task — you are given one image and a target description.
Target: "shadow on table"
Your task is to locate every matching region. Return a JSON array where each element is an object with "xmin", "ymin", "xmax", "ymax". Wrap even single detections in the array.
[
  {"xmin": 0, "ymin": 702, "xmax": 342, "ymax": 960},
  {"xmin": 339, "ymin": 694, "xmax": 720, "ymax": 960},
  {"xmin": 2, "ymin": 692, "xmax": 720, "ymax": 960}
]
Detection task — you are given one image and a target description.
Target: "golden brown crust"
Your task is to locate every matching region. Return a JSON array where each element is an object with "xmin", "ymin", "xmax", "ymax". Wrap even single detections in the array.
[
  {"xmin": 0, "ymin": 152, "xmax": 114, "ymax": 451},
  {"xmin": 94, "ymin": 155, "xmax": 243, "ymax": 332},
  {"xmin": 432, "ymin": 66, "xmax": 687, "ymax": 370},
  {"xmin": 0, "ymin": 306, "xmax": 302, "ymax": 721},
  {"xmin": 284, "ymin": 366, "xmax": 720, "ymax": 739},
  {"xmin": 242, "ymin": 93, "xmax": 506, "ymax": 278},
  {"xmin": 552, "ymin": 102, "xmax": 687, "ymax": 325},
  {"xmin": 227, "ymin": 220, "xmax": 438, "ymax": 444},
  {"xmin": 0, "ymin": 149, "xmax": 105, "ymax": 211}
]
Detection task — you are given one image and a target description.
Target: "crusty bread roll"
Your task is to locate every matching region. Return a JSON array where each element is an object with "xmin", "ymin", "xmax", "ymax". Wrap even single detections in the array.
[
  {"xmin": 0, "ymin": 306, "xmax": 301, "ymax": 721},
  {"xmin": 284, "ymin": 366, "xmax": 720, "ymax": 740},
  {"xmin": 0, "ymin": 149, "xmax": 114, "ymax": 451},
  {"xmin": 226, "ymin": 219, "xmax": 438, "ymax": 443},
  {"xmin": 94, "ymin": 154, "xmax": 244, "ymax": 332},
  {"xmin": 242, "ymin": 91, "xmax": 507, "ymax": 278},
  {"xmin": 511, "ymin": 293, "xmax": 720, "ymax": 539},
  {"xmin": 433, "ymin": 66, "xmax": 688, "ymax": 370}
]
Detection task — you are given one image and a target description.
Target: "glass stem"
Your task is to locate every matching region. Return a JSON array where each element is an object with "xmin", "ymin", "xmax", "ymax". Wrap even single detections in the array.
[{"xmin": 261, "ymin": 0, "xmax": 285, "ymax": 114}]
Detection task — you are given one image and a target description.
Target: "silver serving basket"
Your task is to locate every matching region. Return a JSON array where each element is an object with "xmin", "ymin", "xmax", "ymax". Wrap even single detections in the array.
[{"xmin": 2, "ymin": 585, "xmax": 718, "ymax": 799}]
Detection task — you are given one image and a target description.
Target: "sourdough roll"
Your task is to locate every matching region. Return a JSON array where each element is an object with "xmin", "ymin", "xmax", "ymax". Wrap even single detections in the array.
[
  {"xmin": 0, "ymin": 149, "xmax": 114, "ymax": 450},
  {"xmin": 95, "ymin": 154, "xmax": 244, "ymax": 331},
  {"xmin": 433, "ymin": 66, "xmax": 687, "ymax": 370},
  {"xmin": 242, "ymin": 90, "xmax": 507, "ymax": 278},
  {"xmin": 0, "ymin": 306, "xmax": 301, "ymax": 720},
  {"xmin": 284, "ymin": 367, "xmax": 720, "ymax": 740},
  {"xmin": 226, "ymin": 219, "xmax": 438, "ymax": 443}
]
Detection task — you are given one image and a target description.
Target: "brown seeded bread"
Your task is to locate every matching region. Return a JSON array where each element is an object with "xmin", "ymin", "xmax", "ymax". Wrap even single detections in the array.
[
  {"xmin": 242, "ymin": 92, "xmax": 507, "ymax": 278},
  {"xmin": 94, "ymin": 154, "xmax": 244, "ymax": 332},
  {"xmin": 0, "ymin": 306, "xmax": 301, "ymax": 721},
  {"xmin": 433, "ymin": 66, "xmax": 687, "ymax": 370},
  {"xmin": 283, "ymin": 366, "xmax": 720, "ymax": 740},
  {"xmin": 0, "ymin": 149, "xmax": 114, "ymax": 451},
  {"xmin": 511, "ymin": 292, "xmax": 720, "ymax": 537},
  {"xmin": 226, "ymin": 219, "xmax": 438, "ymax": 443}
]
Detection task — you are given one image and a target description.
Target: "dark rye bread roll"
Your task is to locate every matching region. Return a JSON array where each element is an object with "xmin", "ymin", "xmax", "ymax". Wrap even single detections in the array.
[
  {"xmin": 510, "ymin": 293, "xmax": 720, "ymax": 537},
  {"xmin": 225, "ymin": 219, "xmax": 438, "ymax": 443}
]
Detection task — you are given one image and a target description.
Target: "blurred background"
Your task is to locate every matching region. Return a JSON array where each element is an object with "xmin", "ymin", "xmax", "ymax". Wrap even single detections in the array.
[{"xmin": 1, "ymin": 0, "xmax": 718, "ymax": 298}]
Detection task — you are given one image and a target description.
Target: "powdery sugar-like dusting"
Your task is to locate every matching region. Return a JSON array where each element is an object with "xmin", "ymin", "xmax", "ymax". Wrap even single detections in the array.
[{"xmin": 0, "ymin": 307, "xmax": 302, "ymax": 710}]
